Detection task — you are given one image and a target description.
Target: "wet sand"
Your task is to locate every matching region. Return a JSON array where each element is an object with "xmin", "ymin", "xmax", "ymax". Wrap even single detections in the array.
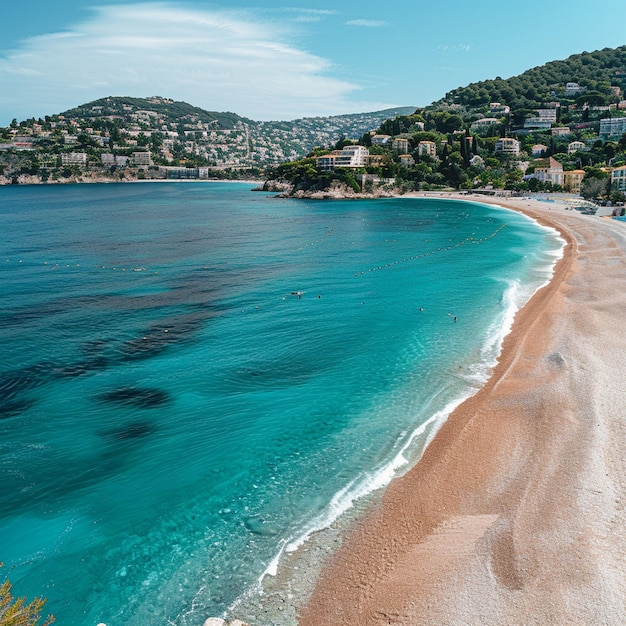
[{"xmin": 298, "ymin": 197, "xmax": 626, "ymax": 625}]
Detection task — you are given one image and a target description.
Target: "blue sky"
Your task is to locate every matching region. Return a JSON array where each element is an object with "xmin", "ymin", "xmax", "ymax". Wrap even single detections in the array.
[{"xmin": 0, "ymin": 1, "xmax": 625, "ymax": 126}]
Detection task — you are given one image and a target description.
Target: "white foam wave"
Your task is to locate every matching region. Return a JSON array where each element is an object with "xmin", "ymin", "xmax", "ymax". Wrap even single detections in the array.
[
  {"xmin": 240, "ymin": 204, "xmax": 567, "ymax": 609},
  {"xmin": 255, "ymin": 393, "xmax": 472, "ymax": 586}
]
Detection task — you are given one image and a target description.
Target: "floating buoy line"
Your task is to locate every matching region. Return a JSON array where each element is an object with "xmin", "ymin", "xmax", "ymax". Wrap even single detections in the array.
[{"xmin": 354, "ymin": 224, "xmax": 508, "ymax": 277}]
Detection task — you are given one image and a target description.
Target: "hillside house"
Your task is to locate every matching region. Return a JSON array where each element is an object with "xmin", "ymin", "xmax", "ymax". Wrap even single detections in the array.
[
  {"xmin": 131, "ymin": 151, "xmax": 153, "ymax": 168},
  {"xmin": 417, "ymin": 141, "xmax": 437, "ymax": 158},
  {"xmin": 567, "ymin": 141, "xmax": 586, "ymax": 155},
  {"xmin": 371, "ymin": 134, "xmax": 391, "ymax": 146},
  {"xmin": 532, "ymin": 144, "xmax": 549, "ymax": 157},
  {"xmin": 612, "ymin": 165, "xmax": 626, "ymax": 191},
  {"xmin": 565, "ymin": 82, "xmax": 585, "ymax": 97},
  {"xmin": 392, "ymin": 138, "xmax": 410, "ymax": 153},
  {"xmin": 471, "ymin": 117, "xmax": 500, "ymax": 131},
  {"xmin": 533, "ymin": 157, "xmax": 564, "ymax": 187},
  {"xmin": 61, "ymin": 152, "xmax": 87, "ymax": 167},
  {"xmin": 563, "ymin": 170, "xmax": 585, "ymax": 193},
  {"xmin": 316, "ymin": 145, "xmax": 369, "ymax": 171},
  {"xmin": 495, "ymin": 137, "xmax": 520, "ymax": 156},
  {"xmin": 490, "ymin": 103, "xmax": 510, "ymax": 115},
  {"xmin": 600, "ymin": 117, "xmax": 626, "ymax": 139}
]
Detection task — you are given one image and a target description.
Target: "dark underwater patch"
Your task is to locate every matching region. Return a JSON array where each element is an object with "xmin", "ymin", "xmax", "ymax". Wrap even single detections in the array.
[
  {"xmin": 0, "ymin": 361, "xmax": 55, "ymax": 402},
  {"xmin": 103, "ymin": 420, "xmax": 156, "ymax": 440},
  {"xmin": 52, "ymin": 357, "xmax": 109, "ymax": 379},
  {"xmin": 116, "ymin": 313, "xmax": 208, "ymax": 361},
  {"xmin": 0, "ymin": 398, "xmax": 34, "ymax": 419},
  {"xmin": 97, "ymin": 386, "xmax": 171, "ymax": 408}
]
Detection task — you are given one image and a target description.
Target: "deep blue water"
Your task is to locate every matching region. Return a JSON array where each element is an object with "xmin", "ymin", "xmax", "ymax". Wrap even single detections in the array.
[{"xmin": 0, "ymin": 182, "xmax": 563, "ymax": 625}]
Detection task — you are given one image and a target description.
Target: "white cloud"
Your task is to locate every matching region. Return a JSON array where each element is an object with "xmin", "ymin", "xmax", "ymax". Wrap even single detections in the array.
[
  {"xmin": 438, "ymin": 43, "xmax": 472, "ymax": 54},
  {"xmin": 286, "ymin": 8, "xmax": 338, "ymax": 23},
  {"xmin": 346, "ymin": 19, "xmax": 388, "ymax": 27},
  {"xmin": 0, "ymin": 3, "xmax": 390, "ymax": 123}
]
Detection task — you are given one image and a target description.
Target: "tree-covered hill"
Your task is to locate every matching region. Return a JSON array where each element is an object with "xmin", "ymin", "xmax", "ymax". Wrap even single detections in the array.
[
  {"xmin": 439, "ymin": 46, "xmax": 626, "ymax": 111},
  {"xmin": 61, "ymin": 96, "xmax": 251, "ymax": 129}
]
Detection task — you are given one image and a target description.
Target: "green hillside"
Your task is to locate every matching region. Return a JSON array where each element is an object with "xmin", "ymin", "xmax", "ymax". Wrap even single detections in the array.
[
  {"xmin": 438, "ymin": 46, "xmax": 626, "ymax": 111},
  {"xmin": 61, "ymin": 96, "xmax": 251, "ymax": 129}
]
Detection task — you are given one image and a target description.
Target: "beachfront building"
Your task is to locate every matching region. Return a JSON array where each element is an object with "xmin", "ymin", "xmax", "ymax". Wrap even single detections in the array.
[
  {"xmin": 417, "ymin": 141, "xmax": 437, "ymax": 158},
  {"xmin": 611, "ymin": 165, "xmax": 626, "ymax": 191},
  {"xmin": 131, "ymin": 151, "xmax": 153, "ymax": 168},
  {"xmin": 567, "ymin": 141, "xmax": 586, "ymax": 155},
  {"xmin": 101, "ymin": 153, "xmax": 115, "ymax": 167},
  {"xmin": 533, "ymin": 157, "xmax": 564, "ymax": 187},
  {"xmin": 316, "ymin": 145, "xmax": 369, "ymax": 171},
  {"xmin": 494, "ymin": 137, "xmax": 520, "ymax": 156},
  {"xmin": 564, "ymin": 169, "xmax": 586, "ymax": 193}
]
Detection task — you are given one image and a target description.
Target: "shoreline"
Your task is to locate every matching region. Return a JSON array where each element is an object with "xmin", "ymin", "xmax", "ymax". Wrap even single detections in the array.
[
  {"xmin": 295, "ymin": 195, "xmax": 626, "ymax": 624},
  {"xmin": 228, "ymin": 193, "xmax": 626, "ymax": 625}
]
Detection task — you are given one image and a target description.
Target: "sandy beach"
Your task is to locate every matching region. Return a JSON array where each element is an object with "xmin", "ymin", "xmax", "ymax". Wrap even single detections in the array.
[{"xmin": 293, "ymin": 195, "xmax": 626, "ymax": 625}]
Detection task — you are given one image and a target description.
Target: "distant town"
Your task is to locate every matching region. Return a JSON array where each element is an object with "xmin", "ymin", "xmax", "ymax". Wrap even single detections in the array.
[
  {"xmin": 0, "ymin": 96, "xmax": 414, "ymax": 184},
  {"xmin": 2, "ymin": 46, "xmax": 626, "ymax": 207}
]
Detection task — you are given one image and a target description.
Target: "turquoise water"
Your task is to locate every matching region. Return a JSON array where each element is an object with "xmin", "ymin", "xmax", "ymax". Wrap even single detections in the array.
[{"xmin": 0, "ymin": 183, "xmax": 562, "ymax": 625}]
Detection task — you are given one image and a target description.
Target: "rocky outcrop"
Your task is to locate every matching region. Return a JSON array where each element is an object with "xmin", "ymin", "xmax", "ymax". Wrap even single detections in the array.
[{"xmin": 263, "ymin": 179, "xmax": 401, "ymax": 200}]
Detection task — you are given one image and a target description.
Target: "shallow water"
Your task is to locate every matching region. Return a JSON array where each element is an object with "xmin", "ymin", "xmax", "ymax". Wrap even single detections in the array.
[{"xmin": 0, "ymin": 183, "xmax": 562, "ymax": 624}]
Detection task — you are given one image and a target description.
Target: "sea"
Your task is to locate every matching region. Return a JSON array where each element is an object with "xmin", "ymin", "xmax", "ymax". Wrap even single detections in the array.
[{"xmin": 0, "ymin": 182, "xmax": 563, "ymax": 625}]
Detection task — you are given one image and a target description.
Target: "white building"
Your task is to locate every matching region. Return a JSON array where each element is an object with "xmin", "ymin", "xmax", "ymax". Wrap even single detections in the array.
[
  {"xmin": 495, "ymin": 137, "xmax": 520, "ymax": 156},
  {"xmin": 567, "ymin": 141, "xmax": 586, "ymax": 155},
  {"xmin": 471, "ymin": 117, "xmax": 500, "ymax": 131},
  {"xmin": 531, "ymin": 144, "xmax": 549, "ymax": 157},
  {"xmin": 316, "ymin": 145, "xmax": 369, "ymax": 170},
  {"xmin": 611, "ymin": 165, "xmax": 626, "ymax": 191},
  {"xmin": 131, "ymin": 151, "xmax": 153, "ymax": 167},
  {"xmin": 392, "ymin": 138, "xmax": 410, "ymax": 153},
  {"xmin": 536, "ymin": 108, "xmax": 558, "ymax": 122},
  {"xmin": 371, "ymin": 134, "xmax": 391, "ymax": 146},
  {"xmin": 417, "ymin": 141, "xmax": 437, "ymax": 158},
  {"xmin": 599, "ymin": 117, "xmax": 626, "ymax": 139},
  {"xmin": 61, "ymin": 152, "xmax": 87, "ymax": 166},
  {"xmin": 490, "ymin": 102, "xmax": 510, "ymax": 115},
  {"xmin": 565, "ymin": 82, "xmax": 585, "ymax": 97},
  {"xmin": 533, "ymin": 157, "xmax": 563, "ymax": 187},
  {"xmin": 524, "ymin": 118, "xmax": 553, "ymax": 130}
]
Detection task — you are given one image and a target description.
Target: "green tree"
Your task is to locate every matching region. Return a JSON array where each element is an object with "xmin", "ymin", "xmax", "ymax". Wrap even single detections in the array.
[{"xmin": 0, "ymin": 564, "xmax": 54, "ymax": 626}]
